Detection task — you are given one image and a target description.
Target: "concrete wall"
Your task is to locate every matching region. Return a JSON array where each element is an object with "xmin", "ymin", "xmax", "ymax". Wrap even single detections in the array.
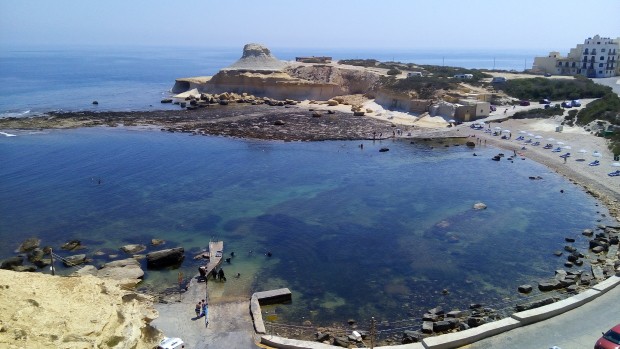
[{"xmin": 260, "ymin": 276, "xmax": 620, "ymax": 349}]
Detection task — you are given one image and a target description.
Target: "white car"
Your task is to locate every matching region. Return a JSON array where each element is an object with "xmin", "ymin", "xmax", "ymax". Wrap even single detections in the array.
[{"xmin": 157, "ymin": 337, "xmax": 185, "ymax": 349}]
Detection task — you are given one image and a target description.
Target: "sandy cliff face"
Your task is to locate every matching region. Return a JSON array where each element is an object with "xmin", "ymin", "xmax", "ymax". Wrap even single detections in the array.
[
  {"xmin": 285, "ymin": 65, "xmax": 380, "ymax": 95},
  {"xmin": 0, "ymin": 270, "xmax": 161, "ymax": 349}
]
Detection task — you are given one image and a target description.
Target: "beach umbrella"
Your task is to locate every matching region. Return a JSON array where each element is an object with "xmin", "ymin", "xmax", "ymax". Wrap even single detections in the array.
[
  {"xmin": 527, "ymin": 133, "xmax": 534, "ymax": 137},
  {"xmin": 612, "ymin": 163, "xmax": 620, "ymax": 167},
  {"xmin": 556, "ymin": 141, "xmax": 565, "ymax": 145},
  {"xmin": 578, "ymin": 149, "xmax": 588, "ymax": 153},
  {"xmin": 494, "ymin": 126, "xmax": 502, "ymax": 130},
  {"xmin": 547, "ymin": 138, "xmax": 555, "ymax": 141},
  {"xmin": 534, "ymin": 135, "xmax": 543, "ymax": 139},
  {"xmin": 449, "ymin": 119, "xmax": 456, "ymax": 123},
  {"xmin": 519, "ymin": 130, "xmax": 527, "ymax": 134},
  {"xmin": 592, "ymin": 152, "xmax": 602, "ymax": 157},
  {"xmin": 502, "ymin": 129, "xmax": 511, "ymax": 133},
  {"xmin": 563, "ymin": 146, "xmax": 572, "ymax": 150}
]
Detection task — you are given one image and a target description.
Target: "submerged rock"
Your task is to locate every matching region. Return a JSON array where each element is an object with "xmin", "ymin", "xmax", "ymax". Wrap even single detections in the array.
[
  {"xmin": 120, "ymin": 244, "xmax": 147, "ymax": 254},
  {"xmin": 146, "ymin": 247, "xmax": 185, "ymax": 269},
  {"xmin": 18, "ymin": 237, "xmax": 41, "ymax": 252},
  {"xmin": 473, "ymin": 202, "xmax": 487, "ymax": 210}
]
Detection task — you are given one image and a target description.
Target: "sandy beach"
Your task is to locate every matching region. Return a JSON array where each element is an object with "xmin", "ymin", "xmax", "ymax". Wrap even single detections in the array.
[{"xmin": 455, "ymin": 115, "xmax": 620, "ymax": 221}]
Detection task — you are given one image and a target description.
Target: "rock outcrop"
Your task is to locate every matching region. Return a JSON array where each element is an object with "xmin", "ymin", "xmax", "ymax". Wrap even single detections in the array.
[
  {"xmin": 146, "ymin": 247, "xmax": 185, "ymax": 269},
  {"xmin": 0, "ymin": 269, "xmax": 161, "ymax": 348}
]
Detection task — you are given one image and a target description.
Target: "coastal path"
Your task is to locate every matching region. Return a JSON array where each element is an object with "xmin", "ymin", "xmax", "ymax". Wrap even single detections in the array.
[
  {"xmin": 151, "ymin": 241, "xmax": 260, "ymax": 348},
  {"xmin": 461, "ymin": 283, "xmax": 620, "ymax": 349}
]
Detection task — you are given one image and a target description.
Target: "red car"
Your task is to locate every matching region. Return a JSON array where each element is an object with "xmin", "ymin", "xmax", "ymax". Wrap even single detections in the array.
[{"xmin": 595, "ymin": 323, "xmax": 620, "ymax": 349}]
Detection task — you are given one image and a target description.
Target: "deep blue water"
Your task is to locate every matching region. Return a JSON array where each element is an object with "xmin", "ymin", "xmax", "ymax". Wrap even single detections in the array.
[
  {"xmin": 0, "ymin": 46, "xmax": 539, "ymax": 116},
  {"xmin": 0, "ymin": 128, "xmax": 610, "ymax": 325}
]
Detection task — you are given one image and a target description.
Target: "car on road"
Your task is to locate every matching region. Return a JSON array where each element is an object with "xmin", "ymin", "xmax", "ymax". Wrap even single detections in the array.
[
  {"xmin": 594, "ymin": 323, "xmax": 620, "ymax": 349},
  {"xmin": 544, "ymin": 104, "xmax": 557, "ymax": 109},
  {"xmin": 539, "ymin": 99, "xmax": 551, "ymax": 104},
  {"xmin": 571, "ymin": 99, "xmax": 581, "ymax": 107},
  {"xmin": 519, "ymin": 100, "xmax": 530, "ymax": 106},
  {"xmin": 157, "ymin": 337, "xmax": 185, "ymax": 349},
  {"xmin": 561, "ymin": 101, "xmax": 573, "ymax": 108},
  {"xmin": 544, "ymin": 72, "xmax": 552, "ymax": 77}
]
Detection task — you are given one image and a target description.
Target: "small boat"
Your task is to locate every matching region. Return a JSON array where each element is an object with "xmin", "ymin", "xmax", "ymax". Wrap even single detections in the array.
[{"xmin": 379, "ymin": 147, "xmax": 389, "ymax": 152}]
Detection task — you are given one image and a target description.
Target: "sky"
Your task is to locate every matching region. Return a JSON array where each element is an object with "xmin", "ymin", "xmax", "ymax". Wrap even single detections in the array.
[{"xmin": 0, "ymin": 0, "xmax": 619, "ymax": 51}]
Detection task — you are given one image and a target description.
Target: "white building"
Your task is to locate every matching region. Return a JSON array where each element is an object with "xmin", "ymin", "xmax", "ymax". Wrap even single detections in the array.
[{"xmin": 532, "ymin": 35, "xmax": 619, "ymax": 78}]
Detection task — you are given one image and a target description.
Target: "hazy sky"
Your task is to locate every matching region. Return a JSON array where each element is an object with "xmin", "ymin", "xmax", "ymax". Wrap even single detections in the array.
[{"xmin": 1, "ymin": 0, "xmax": 618, "ymax": 51}]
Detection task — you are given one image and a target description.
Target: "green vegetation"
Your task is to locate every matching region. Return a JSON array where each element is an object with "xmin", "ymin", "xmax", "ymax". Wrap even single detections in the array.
[
  {"xmin": 338, "ymin": 59, "xmax": 379, "ymax": 68},
  {"xmin": 417, "ymin": 65, "xmax": 491, "ymax": 82},
  {"xmin": 386, "ymin": 68, "xmax": 401, "ymax": 76},
  {"xmin": 512, "ymin": 106, "xmax": 564, "ymax": 119},
  {"xmin": 380, "ymin": 75, "xmax": 456, "ymax": 99},
  {"xmin": 576, "ymin": 93, "xmax": 620, "ymax": 155},
  {"xmin": 504, "ymin": 76, "xmax": 610, "ymax": 100}
]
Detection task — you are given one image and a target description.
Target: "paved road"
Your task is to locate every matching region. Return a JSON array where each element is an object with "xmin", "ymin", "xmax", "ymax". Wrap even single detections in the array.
[
  {"xmin": 461, "ymin": 285, "xmax": 620, "ymax": 349},
  {"xmin": 592, "ymin": 77, "xmax": 620, "ymax": 96}
]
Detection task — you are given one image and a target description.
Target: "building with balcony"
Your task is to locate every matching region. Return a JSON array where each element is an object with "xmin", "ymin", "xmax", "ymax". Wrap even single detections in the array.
[{"xmin": 532, "ymin": 35, "xmax": 619, "ymax": 78}]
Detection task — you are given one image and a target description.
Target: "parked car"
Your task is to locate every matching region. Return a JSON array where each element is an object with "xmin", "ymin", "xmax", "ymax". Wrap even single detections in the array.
[
  {"xmin": 490, "ymin": 105, "xmax": 497, "ymax": 112},
  {"xmin": 595, "ymin": 323, "xmax": 620, "ymax": 349},
  {"xmin": 544, "ymin": 72, "xmax": 552, "ymax": 77},
  {"xmin": 561, "ymin": 101, "xmax": 573, "ymax": 108},
  {"xmin": 519, "ymin": 100, "xmax": 530, "ymax": 106},
  {"xmin": 544, "ymin": 104, "xmax": 555, "ymax": 109},
  {"xmin": 539, "ymin": 99, "xmax": 551, "ymax": 104},
  {"xmin": 157, "ymin": 337, "xmax": 185, "ymax": 349},
  {"xmin": 571, "ymin": 99, "xmax": 581, "ymax": 107}
]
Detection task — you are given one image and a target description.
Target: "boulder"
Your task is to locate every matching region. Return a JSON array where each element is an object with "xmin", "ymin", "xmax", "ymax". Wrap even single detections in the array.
[
  {"xmin": 27, "ymin": 248, "xmax": 45, "ymax": 263},
  {"xmin": 61, "ymin": 240, "xmax": 83, "ymax": 251},
  {"xmin": 467, "ymin": 317, "xmax": 486, "ymax": 327},
  {"xmin": 315, "ymin": 332, "xmax": 330, "ymax": 342},
  {"xmin": 402, "ymin": 330, "xmax": 424, "ymax": 344},
  {"xmin": 422, "ymin": 321, "xmax": 434, "ymax": 333},
  {"xmin": 446, "ymin": 310, "xmax": 462, "ymax": 318},
  {"xmin": 466, "ymin": 141, "xmax": 476, "ymax": 147},
  {"xmin": 333, "ymin": 336, "xmax": 349, "ymax": 348},
  {"xmin": 97, "ymin": 258, "xmax": 144, "ymax": 285},
  {"xmin": 274, "ymin": 120, "xmax": 285, "ymax": 126},
  {"xmin": 151, "ymin": 239, "xmax": 165, "ymax": 246},
  {"xmin": 120, "ymin": 244, "xmax": 146, "ymax": 254},
  {"xmin": 34, "ymin": 257, "xmax": 52, "ymax": 268},
  {"xmin": 564, "ymin": 245, "xmax": 576, "ymax": 252},
  {"xmin": 146, "ymin": 247, "xmax": 185, "ymax": 269},
  {"xmin": 592, "ymin": 246, "xmax": 605, "ymax": 254},
  {"xmin": 327, "ymin": 99, "xmax": 339, "ymax": 106},
  {"xmin": 13, "ymin": 265, "xmax": 37, "ymax": 272},
  {"xmin": 353, "ymin": 111, "xmax": 365, "ymax": 116},
  {"xmin": 538, "ymin": 279, "xmax": 562, "ymax": 291},
  {"xmin": 582, "ymin": 229, "xmax": 594, "ymax": 237},
  {"xmin": 18, "ymin": 237, "xmax": 41, "ymax": 252},
  {"xmin": 565, "ymin": 237, "xmax": 576, "ymax": 243},
  {"xmin": 161, "ymin": 98, "xmax": 173, "ymax": 103},
  {"xmin": 433, "ymin": 320, "xmax": 452, "ymax": 332},
  {"xmin": 1, "ymin": 256, "xmax": 24, "ymax": 270},
  {"xmin": 473, "ymin": 202, "xmax": 487, "ymax": 210},
  {"xmin": 518, "ymin": 284, "xmax": 533, "ymax": 293},
  {"xmin": 63, "ymin": 254, "xmax": 87, "ymax": 267}
]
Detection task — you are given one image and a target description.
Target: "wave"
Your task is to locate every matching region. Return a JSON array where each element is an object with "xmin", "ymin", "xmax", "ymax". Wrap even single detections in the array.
[
  {"xmin": 0, "ymin": 110, "xmax": 31, "ymax": 119},
  {"xmin": 0, "ymin": 131, "xmax": 17, "ymax": 137}
]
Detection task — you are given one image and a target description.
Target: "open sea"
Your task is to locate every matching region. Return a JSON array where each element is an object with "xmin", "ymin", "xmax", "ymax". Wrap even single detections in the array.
[{"xmin": 0, "ymin": 46, "xmax": 610, "ymax": 327}]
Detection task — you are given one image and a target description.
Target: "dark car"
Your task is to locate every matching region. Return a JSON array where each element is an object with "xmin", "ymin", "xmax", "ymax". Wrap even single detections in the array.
[
  {"xmin": 544, "ymin": 72, "xmax": 552, "ymax": 77},
  {"xmin": 571, "ymin": 99, "xmax": 581, "ymax": 107},
  {"xmin": 490, "ymin": 105, "xmax": 497, "ymax": 112},
  {"xmin": 539, "ymin": 99, "xmax": 550, "ymax": 104},
  {"xmin": 519, "ymin": 100, "xmax": 530, "ymax": 106},
  {"xmin": 561, "ymin": 101, "xmax": 573, "ymax": 108},
  {"xmin": 595, "ymin": 323, "xmax": 620, "ymax": 349}
]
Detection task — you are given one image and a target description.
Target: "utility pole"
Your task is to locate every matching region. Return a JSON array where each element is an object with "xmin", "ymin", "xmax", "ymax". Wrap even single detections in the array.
[
  {"xmin": 493, "ymin": 57, "xmax": 496, "ymax": 70},
  {"xmin": 370, "ymin": 316, "xmax": 376, "ymax": 349},
  {"xmin": 49, "ymin": 248, "xmax": 55, "ymax": 276}
]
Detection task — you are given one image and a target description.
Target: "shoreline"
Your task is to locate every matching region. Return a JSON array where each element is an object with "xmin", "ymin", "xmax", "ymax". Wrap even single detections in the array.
[{"xmin": 465, "ymin": 121, "xmax": 619, "ymax": 222}]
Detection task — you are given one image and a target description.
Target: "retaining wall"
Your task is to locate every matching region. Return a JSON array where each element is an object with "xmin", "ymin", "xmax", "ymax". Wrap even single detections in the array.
[{"xmin": 261, "ymin": 276, "xmax": 620, "ymax": 349}]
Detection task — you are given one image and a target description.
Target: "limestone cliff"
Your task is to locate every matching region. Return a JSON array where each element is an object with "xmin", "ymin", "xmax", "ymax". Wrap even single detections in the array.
[{"xmin": 0, "ymin": 270, "xmax": 161, "ymax": 349}]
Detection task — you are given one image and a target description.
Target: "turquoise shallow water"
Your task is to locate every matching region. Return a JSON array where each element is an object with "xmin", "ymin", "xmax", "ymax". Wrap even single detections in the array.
[{"xmin": 0, "ymin": 128, "xmax": 611, "ymax": 325}]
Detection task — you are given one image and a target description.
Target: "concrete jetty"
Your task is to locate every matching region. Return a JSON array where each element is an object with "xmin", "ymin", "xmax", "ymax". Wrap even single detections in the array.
[{"xmin": 250, "ymin": 288, "xmax": 292, "ymax": 334}]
